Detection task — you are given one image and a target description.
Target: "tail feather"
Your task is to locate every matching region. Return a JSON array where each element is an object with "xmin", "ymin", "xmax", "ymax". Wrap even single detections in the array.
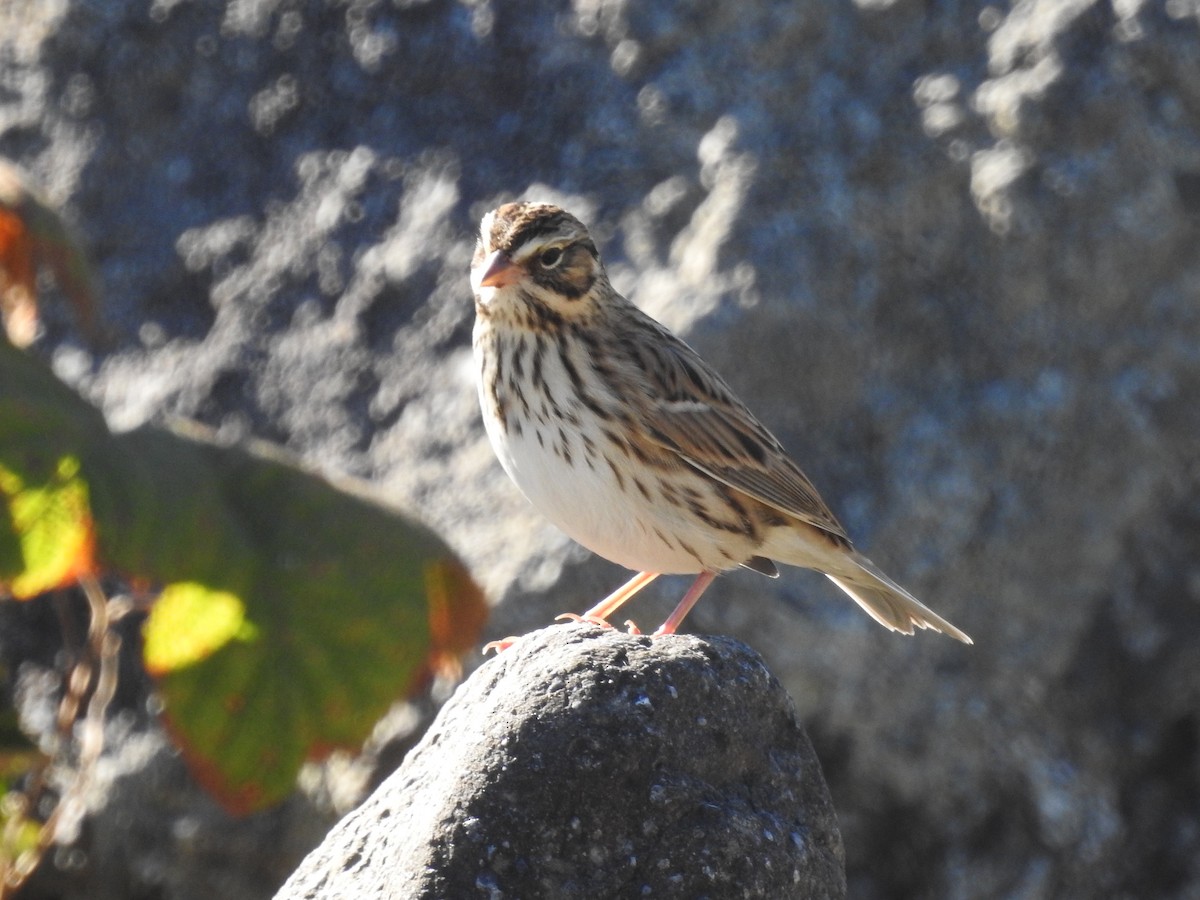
[{"xmin": 826, "ymin": 554, "xmax": 972, "ymax": 644}]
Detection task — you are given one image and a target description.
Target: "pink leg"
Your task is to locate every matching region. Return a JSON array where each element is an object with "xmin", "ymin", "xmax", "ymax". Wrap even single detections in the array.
[
  {"xmin": 490, "ymin": 572, "xmax": 662, "ymax": 653},
  {"xmin": 557, "ymin": 571, "xmax": 659, "ymax": 625},
  {"xmin": 653, "ymin": 572, "xmax": 717, "ymax": 636}
]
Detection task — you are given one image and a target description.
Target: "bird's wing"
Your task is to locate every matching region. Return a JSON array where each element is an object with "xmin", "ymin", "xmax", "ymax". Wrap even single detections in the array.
[{"xmin": 622, "ymin": 321, "xmax": 850, "ymax": 541}]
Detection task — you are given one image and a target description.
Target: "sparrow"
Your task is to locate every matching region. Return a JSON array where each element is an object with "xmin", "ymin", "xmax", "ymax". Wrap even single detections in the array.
[{"xmin": 471, "ymin": 201, "xmax": 971, "ymax": 645}]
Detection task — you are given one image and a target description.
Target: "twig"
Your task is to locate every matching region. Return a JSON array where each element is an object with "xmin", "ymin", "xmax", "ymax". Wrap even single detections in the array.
[{"xmin": 0, "ymin": 578, "xmax": 127, "ymax": 897}]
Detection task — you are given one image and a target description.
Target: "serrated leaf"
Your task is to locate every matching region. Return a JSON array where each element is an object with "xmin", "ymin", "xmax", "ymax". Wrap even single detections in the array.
[
  {"xmin": 0, "ymin": 339, "xmax": 489, "ymax": 813},
  {"xmin": 142, "ymin": 437, "xmax": 488, "ymax": 811}
]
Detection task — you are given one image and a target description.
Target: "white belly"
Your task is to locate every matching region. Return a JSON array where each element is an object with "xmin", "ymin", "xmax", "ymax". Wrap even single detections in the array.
[
  {"xmin": 475, "ymin": 320, "xmax": 731, "ymax": 574},
  {"xmin": 473, "ymin": 315, "xmax": 763, "ymax": 575},
  {"xmin": 482, "ymin": 399, "xmax": 707, "ymax": 575}
]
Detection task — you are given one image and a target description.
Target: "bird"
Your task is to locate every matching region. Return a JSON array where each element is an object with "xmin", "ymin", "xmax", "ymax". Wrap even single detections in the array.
[{"xmin": 470, "ymin": 201, "xmax": 971, "ymax": 646}]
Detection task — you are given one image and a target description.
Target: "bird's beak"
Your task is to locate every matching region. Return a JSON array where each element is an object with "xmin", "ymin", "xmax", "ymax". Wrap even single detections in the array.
[{"xmin": 474, "ymin": 250, "xmax": 521, "ymax": 290}]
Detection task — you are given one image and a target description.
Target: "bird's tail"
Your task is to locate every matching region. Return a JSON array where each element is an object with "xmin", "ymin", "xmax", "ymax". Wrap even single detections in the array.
[{"xmin": 826, "ymin": 553, "xmax": 972, "ymax": 644}]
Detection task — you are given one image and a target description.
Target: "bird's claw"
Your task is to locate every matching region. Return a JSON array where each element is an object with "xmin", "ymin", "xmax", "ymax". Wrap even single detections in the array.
[
  {"xmin": 482, "ymin": 637, "xmax": 520, "ymax": 655},
  {"xmin": 557, "ymin": 613, "xmax": 647, "ymax": 635},
  {"xmin": 555, "ymin": 612, "xmax": 613, "ymax": 628}
]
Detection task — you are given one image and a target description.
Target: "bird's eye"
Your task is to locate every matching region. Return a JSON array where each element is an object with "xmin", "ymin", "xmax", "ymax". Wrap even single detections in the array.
[{"xmin": 538, "ymin": 247, "xmax": 564, "ymax": 268}]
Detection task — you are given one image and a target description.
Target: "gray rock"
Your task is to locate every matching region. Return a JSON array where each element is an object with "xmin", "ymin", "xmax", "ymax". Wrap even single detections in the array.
[{"xmin": 276, "ymin": 626, "xmax": 845, "ymax": 900}]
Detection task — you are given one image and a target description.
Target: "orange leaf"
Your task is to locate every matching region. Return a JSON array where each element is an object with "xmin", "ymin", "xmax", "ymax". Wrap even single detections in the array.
[
  {"xmin": 424, "ymin": 557, "xmax": 489, "ymax": 684},
  {"xmin": 0, "ymin": 159, "xmax": 103, "ymax": 347},
  {"xmin": 0, "ymin": 206, "xmax": 37, "ymax": 348}
]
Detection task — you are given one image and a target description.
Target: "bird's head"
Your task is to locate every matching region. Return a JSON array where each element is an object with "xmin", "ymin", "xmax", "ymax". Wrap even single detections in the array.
[{"xmin": 471, "ymin": 202, "xmax": 605, "ymax": 325}]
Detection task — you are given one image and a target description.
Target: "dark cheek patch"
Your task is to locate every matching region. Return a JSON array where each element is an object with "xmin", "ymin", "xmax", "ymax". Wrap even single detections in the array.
[
  {"xmin": 557, "ymin": 266, "xmax": 596, "ymax": 299},
  {"xmin": 533, "ymin": 254, "xmax": 596, "ymax": 299}
]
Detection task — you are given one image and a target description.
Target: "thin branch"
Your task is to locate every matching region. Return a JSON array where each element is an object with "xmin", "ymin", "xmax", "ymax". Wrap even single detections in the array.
[{"xmin": 1, "ymin": 579, "xmax": 126, "ymax": 897}]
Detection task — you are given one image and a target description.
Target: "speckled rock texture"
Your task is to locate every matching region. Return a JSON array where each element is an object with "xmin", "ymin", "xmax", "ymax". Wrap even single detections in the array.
[
  {"xmin": 275, "ymin": 626, "xmax": 845, "ymax": 900},
  {"xmin": 2, "ymin": 0, "xmax": 1200, "ymax": 897}
]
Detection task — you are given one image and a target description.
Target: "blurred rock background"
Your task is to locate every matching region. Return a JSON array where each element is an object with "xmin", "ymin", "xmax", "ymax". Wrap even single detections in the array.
[{"xmin": 1, "ymin": 0, "xmax": 1198, "ymax": 897}]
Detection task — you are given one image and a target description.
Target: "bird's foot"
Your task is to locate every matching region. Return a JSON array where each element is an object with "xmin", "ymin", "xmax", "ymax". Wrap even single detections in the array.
[
  {"xmin": 623, "ymin": 619, "xmax": 644, "ymax": 635},
  {"xmin": 482, "ymin": 636, "xmax": 520, "ymax": 655},
  {"xmin": 555, "ymin": 612, "xmax": 614, "ymax": 628}
]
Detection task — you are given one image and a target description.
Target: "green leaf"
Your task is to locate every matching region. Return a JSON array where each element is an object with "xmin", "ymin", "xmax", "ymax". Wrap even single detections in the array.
[
  {"xmin": 0, "ymin": 344, "xmax": 105, "ymax": 597},
  {"xmin": 0, "ymin": 797, "xmax": 41, "ymax": 861},
  {"xmin": 143, "ymin": 583, "xmax": 260, "ymax": 673},
  {"xmin": 0, "ymin": 339, "xmax": 488, "ymax": 813},
  {"xmin": 0, "ymin": 454, "xmax": 94, "ymax": 597},
  {"xmin": 141, "ymin": 435, "xmax": 487, "ymax": 811}
]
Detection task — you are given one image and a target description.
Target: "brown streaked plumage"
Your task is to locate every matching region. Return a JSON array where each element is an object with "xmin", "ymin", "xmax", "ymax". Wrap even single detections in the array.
[{"xmin": 471, "ymin": 201, "xmax": 972, "ymax": 646}]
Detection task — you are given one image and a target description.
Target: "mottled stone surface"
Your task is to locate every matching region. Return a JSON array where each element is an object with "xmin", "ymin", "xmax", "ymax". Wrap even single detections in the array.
[{"xmin": 277, "ymin": 626, "xmax": 844, "ymax": 900}]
